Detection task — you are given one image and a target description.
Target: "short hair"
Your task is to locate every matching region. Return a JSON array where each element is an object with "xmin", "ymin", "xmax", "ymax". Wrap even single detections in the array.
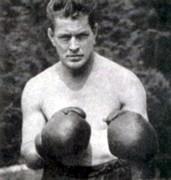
[{"xmin": 46, "ymin": 0, "xmax": 98, "ymax": 30}]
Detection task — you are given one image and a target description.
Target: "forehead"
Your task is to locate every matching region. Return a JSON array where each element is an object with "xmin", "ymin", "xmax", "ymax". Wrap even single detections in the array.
[{"xmin": 54, "ymin": 16, "xmax": 92, "ymax": 34}]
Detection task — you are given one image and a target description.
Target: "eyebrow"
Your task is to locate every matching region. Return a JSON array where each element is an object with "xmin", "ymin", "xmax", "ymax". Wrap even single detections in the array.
[{"xmin": 57, "ymin": 29, "xmax": 90, "ymax": 36}]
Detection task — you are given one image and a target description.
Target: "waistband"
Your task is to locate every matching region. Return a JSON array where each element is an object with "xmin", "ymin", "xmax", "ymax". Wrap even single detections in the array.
[{"xmin": 44, "ymin": 159, "xmax": 131, "ymax": 178}]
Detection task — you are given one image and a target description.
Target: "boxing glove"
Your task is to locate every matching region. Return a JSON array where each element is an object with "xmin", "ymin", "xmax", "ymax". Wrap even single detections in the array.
[
  {"xmin": 107, "ymin": 111, "xmax": 158, "ymax": 162},
  {"xmin": 38, "ymin": 107, "xmax": 91, "ymax": 161}
]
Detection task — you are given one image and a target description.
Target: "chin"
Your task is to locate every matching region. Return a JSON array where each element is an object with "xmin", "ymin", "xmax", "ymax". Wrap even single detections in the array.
[{"xmin": 66, "ymin": 60, "xmax": 88, "ymax": 71}]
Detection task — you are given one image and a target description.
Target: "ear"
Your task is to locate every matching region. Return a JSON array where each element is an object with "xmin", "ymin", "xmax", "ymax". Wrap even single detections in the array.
[
  {"xmin": 47, "ymin": 27, "xmax": 56, "ymax": 47},
  {"xmin": 93, "ymin": 23, "xmax": 98, "ymax": 45},
  {"xmin": 94, "ymin": 23, "xmax": 98, "ymax": 37}
]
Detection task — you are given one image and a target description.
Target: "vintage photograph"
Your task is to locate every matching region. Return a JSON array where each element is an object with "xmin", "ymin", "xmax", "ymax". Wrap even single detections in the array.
[{"xmin": 0, "ymin": 0, "xmax": 170, "ymax": 179}]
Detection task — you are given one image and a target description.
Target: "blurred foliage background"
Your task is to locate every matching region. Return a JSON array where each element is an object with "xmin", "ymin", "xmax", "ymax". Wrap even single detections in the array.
[{"xmin": 0, "ymin": 0, "xmax": 170, "ymax": 178}]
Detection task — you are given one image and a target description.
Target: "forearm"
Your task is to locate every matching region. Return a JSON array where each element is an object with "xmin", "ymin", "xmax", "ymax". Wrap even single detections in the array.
[{"xmin": 21, "ymin": 140, "xmax": 44, "ymax": 170}]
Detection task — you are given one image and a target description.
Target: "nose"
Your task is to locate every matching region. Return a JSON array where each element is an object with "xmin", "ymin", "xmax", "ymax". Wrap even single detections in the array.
[{"xmin": 69, "ymin": 37, "xmax": 79, "ymax": 53}]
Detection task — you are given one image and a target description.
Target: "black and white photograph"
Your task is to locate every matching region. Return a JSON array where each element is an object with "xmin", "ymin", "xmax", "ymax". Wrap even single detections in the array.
[{"xmin": 0, "ymin": 0, "xmax": 170, "ymax": 179}]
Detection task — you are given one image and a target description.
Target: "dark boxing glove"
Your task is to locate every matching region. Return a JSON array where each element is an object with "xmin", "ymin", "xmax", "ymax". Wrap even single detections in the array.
[
  {"xmin": 107, "ymin": 111, "xmax": 159, "ymax": 162},
  {"xmin": 36, "ymin": 107, "xmax": 91, "ymax": 161}
]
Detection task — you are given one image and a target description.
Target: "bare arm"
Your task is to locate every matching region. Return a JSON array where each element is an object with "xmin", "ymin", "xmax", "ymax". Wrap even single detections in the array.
[
  {"xmin": 120, "ymin": 71, "xmax": 148, "ymax": 120},
  {"xmin": 21, "ymin": 80, "xmax": 46, "ymax": 169},
  {"xmin": 119, "ymin": 72, "xmax": 154, "ymax": 179}
]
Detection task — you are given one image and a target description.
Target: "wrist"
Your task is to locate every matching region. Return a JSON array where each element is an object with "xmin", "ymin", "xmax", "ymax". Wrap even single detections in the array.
[
  {"xmin": 23, "ymin": 146, "xmax": 44, "ymax": 170},
  {"xmin": 22, "ymin": 140, "xmax": 44, "ymax": 170}
]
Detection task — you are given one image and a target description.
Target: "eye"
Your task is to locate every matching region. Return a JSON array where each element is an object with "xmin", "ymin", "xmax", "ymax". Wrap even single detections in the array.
[
  {"xmin": 58, "ymin": 35, "xmax": 71, "ymax": 42},
  {"xmin": 76, "ymin": 33, "xmax": 89, "ymax": 40}
]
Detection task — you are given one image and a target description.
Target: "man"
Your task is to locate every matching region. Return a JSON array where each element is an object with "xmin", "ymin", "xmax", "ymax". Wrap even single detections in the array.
[{"xmin": 21, "ymin": 0, "xmax": 148, "ymax": 179}]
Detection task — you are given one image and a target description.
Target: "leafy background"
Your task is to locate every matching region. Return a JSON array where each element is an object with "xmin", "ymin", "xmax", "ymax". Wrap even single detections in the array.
[{"xmin": 0, "ymin": 0, "xmax": 170, "ymax": 178}]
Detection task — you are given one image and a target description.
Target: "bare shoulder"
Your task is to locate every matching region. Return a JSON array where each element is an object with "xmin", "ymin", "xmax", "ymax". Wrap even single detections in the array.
[
  {"xmin": 95, "ymin": 53, "xmax": 143, "ymax": 87},
  {"xmin": 24, "ymin": 63, "xmax": 58, "ymax": 90},
  {"xmin": 22, "ymin": 63, "xmax": 58, "ymax": 102}
]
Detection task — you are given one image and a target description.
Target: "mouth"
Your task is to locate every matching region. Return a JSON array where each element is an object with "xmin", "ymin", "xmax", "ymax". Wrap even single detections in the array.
[
  {"xmin": 67, "ymin": 55, "xmax": 84, "ymax": 61},
  {"xmin": 67, "ymin": 55, "xmax": 83, "ymax": 58}
]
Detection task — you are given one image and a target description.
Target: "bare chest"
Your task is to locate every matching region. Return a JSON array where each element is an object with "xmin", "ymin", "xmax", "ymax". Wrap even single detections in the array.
[{"xmin": 41, "ymin": 79, "xmax": 121, "ymax": 129}]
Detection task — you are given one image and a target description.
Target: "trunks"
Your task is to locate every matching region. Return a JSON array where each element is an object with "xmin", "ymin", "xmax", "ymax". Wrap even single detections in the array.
[{"xmin": 42, "ymin": 159, "xmax": 131, "ymax": 180}]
